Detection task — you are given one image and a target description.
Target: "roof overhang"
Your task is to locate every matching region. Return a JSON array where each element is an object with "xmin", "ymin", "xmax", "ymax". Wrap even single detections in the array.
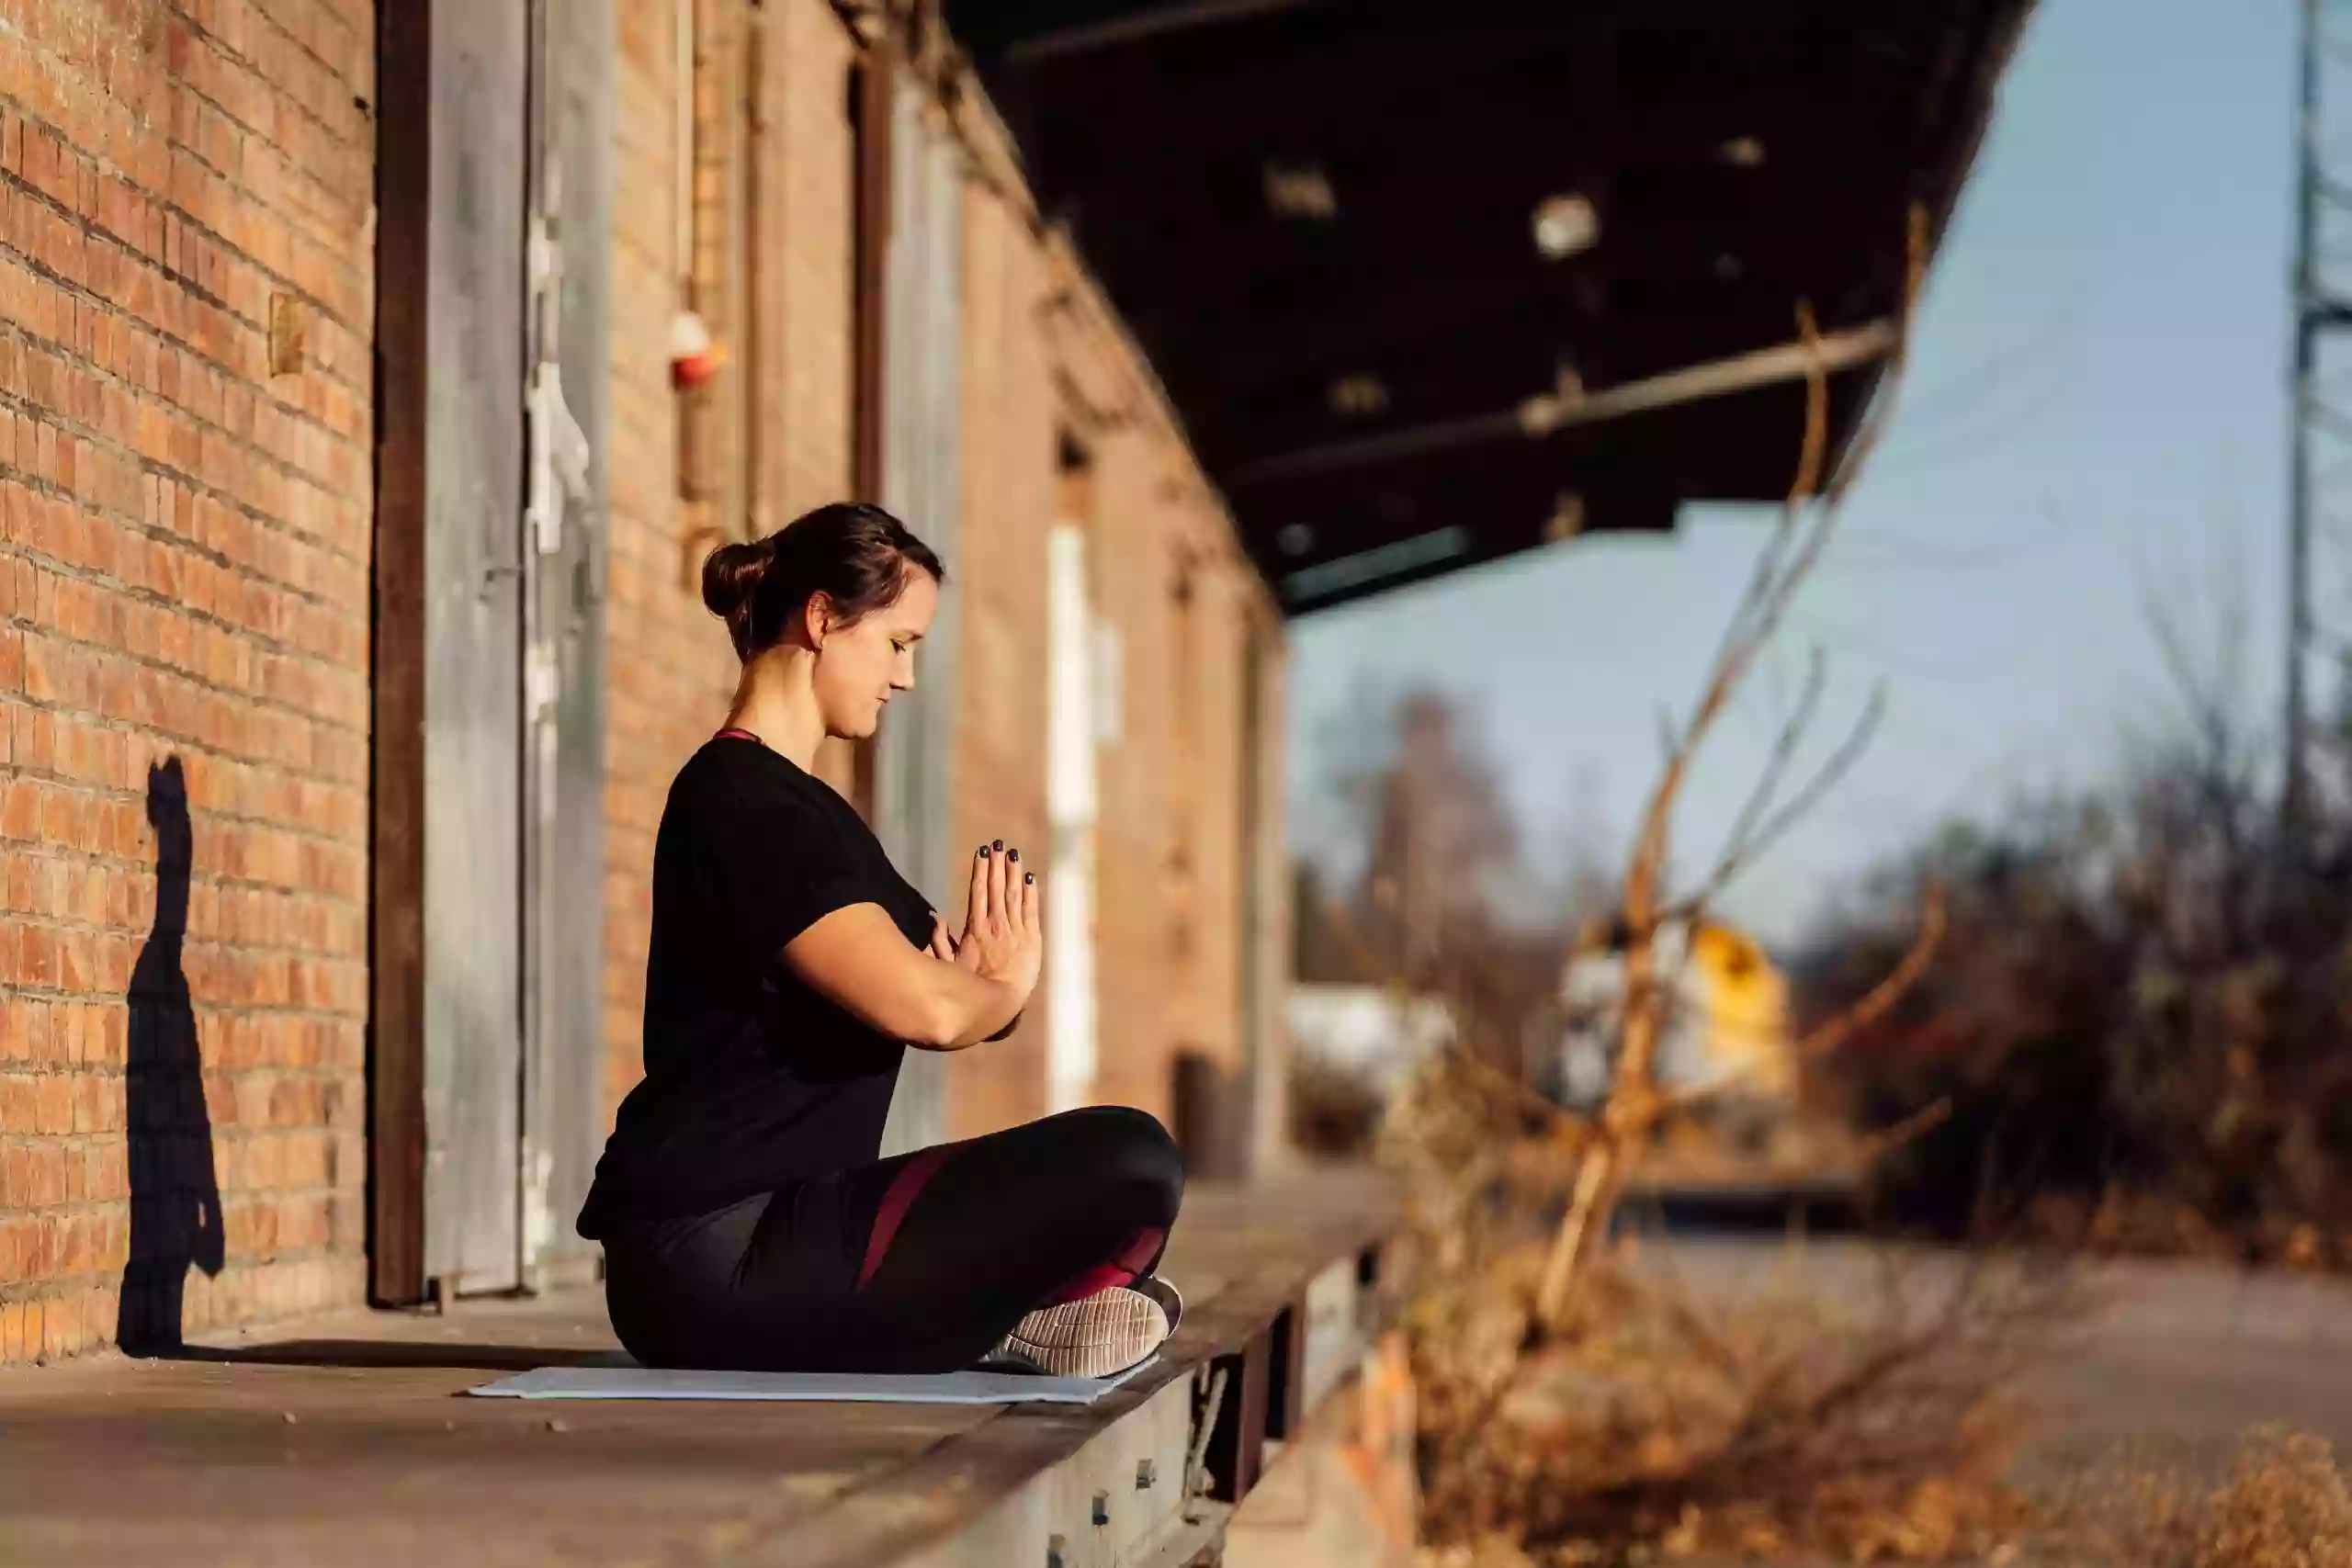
[{"xmin": 946, "ymin": 0, "xmax": 2032, "ymax": 614}]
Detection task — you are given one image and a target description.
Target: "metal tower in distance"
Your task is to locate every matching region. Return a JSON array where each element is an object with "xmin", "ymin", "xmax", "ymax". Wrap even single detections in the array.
[{"xmin": 2286, "ymin": 0, "xmax": 2352, "ymax": 819}]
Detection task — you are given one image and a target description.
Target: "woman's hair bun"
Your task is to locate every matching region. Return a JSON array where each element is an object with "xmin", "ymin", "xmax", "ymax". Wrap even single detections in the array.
[{"xmin": 701, "ymin": 536, "xmax": 775, "ymax": 625}]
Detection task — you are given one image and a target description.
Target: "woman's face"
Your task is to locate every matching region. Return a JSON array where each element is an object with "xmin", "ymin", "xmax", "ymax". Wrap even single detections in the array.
[{"xmin": 810, "ymin": 570, "xmax": 939, "ymax": 740}]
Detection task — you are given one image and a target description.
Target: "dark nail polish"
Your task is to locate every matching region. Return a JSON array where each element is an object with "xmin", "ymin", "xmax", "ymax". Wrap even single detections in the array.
[
  {"xmin": 979, "ymin": 844, "xmax": 990, "ymax": 859},
  {"xmin": 992, "ymin": 839, "xmax": 1004, "ymax": 852},
  {"xmin": 1007, "ymin": 847, "xmax": 1020, "ymax": 863},
  {"xmin": 1024, "ymin": 872, "xmax": 1035, "ymax": 885}
]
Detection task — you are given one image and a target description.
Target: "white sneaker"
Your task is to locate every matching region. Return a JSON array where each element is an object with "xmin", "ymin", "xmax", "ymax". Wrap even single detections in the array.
[
  {"xmin": 982, "ymin": 1280, "xmax": 1182, "ymax": 1379},
  {"xmin": 1129, "ymin": 1275, "xmax": 1183, "ymax": 1333}
]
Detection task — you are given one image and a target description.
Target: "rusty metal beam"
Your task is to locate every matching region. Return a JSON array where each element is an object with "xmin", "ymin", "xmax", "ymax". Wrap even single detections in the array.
[{"xmin": 1232, "ymin": 317, "xmax": 1900, "ymax": 488}]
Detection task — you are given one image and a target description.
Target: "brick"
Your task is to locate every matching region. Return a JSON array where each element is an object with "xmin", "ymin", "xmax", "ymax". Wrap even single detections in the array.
[
  {"xmin": 74, "ymin": 1072, "xmax": 107, "ymax": 1134},
  {"xmin": 40, "ymin": 1291, "xmax": 77, "ymax": 1359},
  {"xmin": 33, "ymin": 1077, "xmax": 72, "ymax": 1135},
  {"xmin": 0, "ymin": 1077, "xmax": 31, "ymax": 1134},
  {"xmin": 28, "ymin": 1142, "xmax": 63, "ymax": 1209},
  {"xmin": 27, "ymin": 1004, "xmax": 59, "ymax": 1067},
  {"xmin": 57, "ymin": 1212, "xmax": 86, "ymax": 1274},
  {"xmin": 17, "ymin": 923, "xmax": 57, "ymax": 989}
]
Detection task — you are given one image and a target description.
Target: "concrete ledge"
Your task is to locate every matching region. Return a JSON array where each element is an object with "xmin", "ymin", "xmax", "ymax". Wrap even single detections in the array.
[
  {"xmin": 0, "ymin": 1170, "xmax": 1399, "ymax": 1568},
  {"xmin": 831, "ymin": 1172, "xmax": 1397, "ymax": 1567}
]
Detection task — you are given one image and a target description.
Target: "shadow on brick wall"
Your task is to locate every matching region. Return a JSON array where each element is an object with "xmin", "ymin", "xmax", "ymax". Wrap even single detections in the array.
[{"xmin": 116, "ymin": 757, "xmax": 224, "ymax": 1355}]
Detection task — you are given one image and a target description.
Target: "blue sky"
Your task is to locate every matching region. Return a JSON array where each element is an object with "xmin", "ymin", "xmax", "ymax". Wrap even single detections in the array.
[{"xmin": 1286, "ymin": 0, "xmax": 2300, "ymax": 947}]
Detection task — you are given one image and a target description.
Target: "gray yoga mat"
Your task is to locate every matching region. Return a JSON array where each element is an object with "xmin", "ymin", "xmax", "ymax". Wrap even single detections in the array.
[{"xmin": 467, "ymin": 1357, "xmax": 1156, "ymax": 1405}]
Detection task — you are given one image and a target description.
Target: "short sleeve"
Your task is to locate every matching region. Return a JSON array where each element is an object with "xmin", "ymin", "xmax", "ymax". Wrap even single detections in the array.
[{"xmin": 699, "ymin": 773, "xmax": 876, "ymax": 964}]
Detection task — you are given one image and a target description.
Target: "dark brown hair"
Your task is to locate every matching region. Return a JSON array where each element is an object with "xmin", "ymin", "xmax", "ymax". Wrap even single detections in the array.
[{"xmin": 701, "ymin": 502, "xmax": 944, "ymax": 660}]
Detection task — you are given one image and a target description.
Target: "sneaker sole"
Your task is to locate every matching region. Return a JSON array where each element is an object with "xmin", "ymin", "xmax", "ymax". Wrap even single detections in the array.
[
  {"xmin": 1130, "ymin": 1275, "xmax": 1183, "ymax": 1335},
  {"xmin": 991, "ymin": 1289, "xmax": 1170, "ymax": 1380}
]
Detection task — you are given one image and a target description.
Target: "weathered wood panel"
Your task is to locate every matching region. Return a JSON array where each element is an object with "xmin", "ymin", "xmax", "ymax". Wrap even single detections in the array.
[
  {"xmin": 524, "ymin": 0, "xmax": 617, "ymax": 1282},
  {"xmin": 420, "ymin": 0, "xmax": 531, "ymax": 1294},
  {"xmin": 371, "ymin": 0, "xmax": 435, "ymax": 1309}
]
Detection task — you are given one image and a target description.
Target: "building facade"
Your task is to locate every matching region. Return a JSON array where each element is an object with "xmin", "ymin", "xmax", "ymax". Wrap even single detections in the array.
[{"xmin": 0, "ymin": 0, "xmax": 1288, "ymax": 1361}]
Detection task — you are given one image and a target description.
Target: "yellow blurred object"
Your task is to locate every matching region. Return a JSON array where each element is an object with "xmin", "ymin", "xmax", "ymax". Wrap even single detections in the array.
[
  {"xmin": 1686, "ymin": 923, "xmax": 1793, "ymax": 1099},
  {"xmin": 1554, "ymin": 918, "xmax": 1794, "ymax": 1110}
]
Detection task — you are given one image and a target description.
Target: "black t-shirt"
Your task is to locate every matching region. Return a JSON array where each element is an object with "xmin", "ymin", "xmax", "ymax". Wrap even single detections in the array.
[{"xmin": 577, "ymin": 736, "xmax": 935, "ymax": 1236}]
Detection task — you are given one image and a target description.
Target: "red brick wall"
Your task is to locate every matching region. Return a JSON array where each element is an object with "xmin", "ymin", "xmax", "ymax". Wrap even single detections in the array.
[
  {"xmin": 598, "ymin": 0, "xmax": 864, "ymax": 1130},
  {"xmin": 1088, "ymin": 444, "xmax": 1268, "ymax": 1119},
  {"xmin": 754, "ymin": 0, "xmax": 860, "ymax": 801},
  {"xmin": 603, "ymin": 0, "xmax": 719, "ymax": 1127},
  {"xmin": 944, "ymin": 172, "xmax": 1056, "ymax": 1137},
  {"xmin": 944, "ymin": 114, "xmax": 1286, "ymax": 1132},
  {"xmin": 758, "ymin": 0, "xmax": 856, "ymax": 529},
  {"xmin": 0, "ymin": 0, "xmax": 376, "ymax": 1361}
]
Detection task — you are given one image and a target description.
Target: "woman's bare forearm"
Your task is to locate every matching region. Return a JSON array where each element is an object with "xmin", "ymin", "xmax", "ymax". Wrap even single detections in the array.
[
  {"xmin": 915, "ymin": 964, "xmax": 1026, "ymax": 1051},
  {"xmin": 783, "ymin": 903, "xmax": 1030, "ymax": 1049}
]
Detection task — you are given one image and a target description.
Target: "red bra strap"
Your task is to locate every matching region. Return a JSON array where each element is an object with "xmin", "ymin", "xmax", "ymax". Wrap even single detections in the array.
[{"xmin": 713, "ymin": 726, "xmax": 761, "ymax": 744}]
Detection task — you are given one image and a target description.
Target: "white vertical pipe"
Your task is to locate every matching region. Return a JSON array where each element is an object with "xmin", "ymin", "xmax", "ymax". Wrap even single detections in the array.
[
  {"xmin": 674, "ymin": 0, "xmax": 694, "ymax": 295},
  {"xmin": 1046, "ymin": 525, "xmax": 1100, "ymax": 1111}
]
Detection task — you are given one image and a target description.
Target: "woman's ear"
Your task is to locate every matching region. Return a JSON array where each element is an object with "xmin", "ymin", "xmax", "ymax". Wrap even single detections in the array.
[{"xmin": 802, "ymin": 592, "xmax": 835, "ymax": 650}]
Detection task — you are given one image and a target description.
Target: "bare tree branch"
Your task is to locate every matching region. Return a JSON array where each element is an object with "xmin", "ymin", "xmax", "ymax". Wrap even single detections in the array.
[
  {"xmin": 1673, "ymin": 302, "xmax": 1838, "ymax": 804},
  {"xmin": 1532, "ymin": 309, "xmax": 1841, "ymax": 1333},
  {"xmin": 1701, "ymin": 298, "xmax": 1843, "ymax": 689},
  {"xmin": 1675, "ymin": 647, "xmax": 1829, "ymax": 925},
  {"xmin": 1711, "ymin": 645, "xmax": 1830, "ymax": 882},
  {"xmin": 1672, "ymin": 682, "xmax": 1890, "ymax": 925},
  {"xmin": 1853, "ymin": 1095, "xmax": 1954, "ymax": 1166},
  {"xmin": 1535, "ymin": 204, "xmax": 1935, "ymax": 1334},
  {"xmin": 1820, "ymin": 205, "xmax": 1931, "ymax": 512},
  {"xmin": 1794, "ymin": 883, "xmax": 1947, "ymax": 1061}
]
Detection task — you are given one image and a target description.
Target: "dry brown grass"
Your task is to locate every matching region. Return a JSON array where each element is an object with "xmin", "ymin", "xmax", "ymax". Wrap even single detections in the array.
[
  {"xmin": 1383, "ymin": 1049, "xmax": 2352, "ymax": 1568},
  {"xmin": 1407, "ymin": 1244, "xmax": 2052, "ymax": 1564},
  {"xmin": 2034, "ymin": 1428, "xmax": 2352, "ymax": 1568},
  {"xmin": 1384, "ymin": 1052, "xmax": 2067, "ymax": 1565}
]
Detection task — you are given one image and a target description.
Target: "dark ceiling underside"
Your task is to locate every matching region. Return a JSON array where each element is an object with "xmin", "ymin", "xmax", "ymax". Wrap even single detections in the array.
[{"xmin": 946, "ymin": 0, "xmax": 2032, "ymax": 614}]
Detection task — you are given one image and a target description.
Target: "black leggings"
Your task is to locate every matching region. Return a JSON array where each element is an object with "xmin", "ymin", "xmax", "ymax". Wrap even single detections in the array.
[{"xmin": 601, "ymin": 1106, "xmax": 1185, "ymax": 1373}]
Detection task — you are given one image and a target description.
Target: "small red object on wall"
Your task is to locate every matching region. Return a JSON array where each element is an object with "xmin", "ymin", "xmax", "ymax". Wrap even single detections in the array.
[{"xmin": 671, "ymin": 310, "xmax": 728, "ymax": 389}]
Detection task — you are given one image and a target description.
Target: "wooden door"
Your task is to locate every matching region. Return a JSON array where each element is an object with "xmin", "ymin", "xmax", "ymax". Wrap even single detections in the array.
[
  {"xmin": 417, "ymin": 0, "xmax": 530, "ymax": 1296},
  {"xmin": 373, "ymin": 0, "xmax": 607, "ymax": 1303}
]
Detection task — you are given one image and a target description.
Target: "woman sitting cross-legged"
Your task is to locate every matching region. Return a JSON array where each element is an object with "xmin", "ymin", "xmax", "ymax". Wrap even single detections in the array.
[{"xmin": 579, "ymin": 501, "xmax": 1183, "ymax": 1378}]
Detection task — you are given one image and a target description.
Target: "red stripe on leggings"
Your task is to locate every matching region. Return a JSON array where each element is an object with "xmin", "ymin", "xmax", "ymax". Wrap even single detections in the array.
[
  {"xmin": 1045, "ymin": 1225, "xmax": 1166, "ymax": 1306},
  {"xmin": 856, "ymin": 1146, "xmax": 949, "ymax": 1291}
]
